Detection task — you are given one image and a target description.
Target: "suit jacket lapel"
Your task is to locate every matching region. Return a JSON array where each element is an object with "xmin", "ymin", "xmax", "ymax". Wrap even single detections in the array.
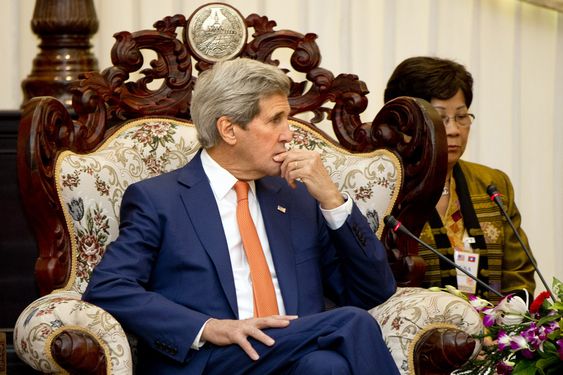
[
  {"xmin": 256, "ymin": 179, "xmax": 299, "ymax": 315},
  {"xmin": 177, "ymin": 151, "xmax": 239, "ymax": 318}
]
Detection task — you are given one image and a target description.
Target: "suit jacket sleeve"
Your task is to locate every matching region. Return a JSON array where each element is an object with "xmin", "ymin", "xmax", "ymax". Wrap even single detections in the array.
[
  {"xmin": 83, "ymin": 182, "xmax": 208, "ymax": 364},
  {"xmin": 321, "ymin": 201, "xmax": 397, "ymax": 309}
]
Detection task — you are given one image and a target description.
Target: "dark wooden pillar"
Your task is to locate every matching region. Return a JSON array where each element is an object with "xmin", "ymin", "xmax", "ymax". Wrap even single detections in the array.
[{"xmin": 21, "ymin": 0, "xmax": 99, "ymax": 110}]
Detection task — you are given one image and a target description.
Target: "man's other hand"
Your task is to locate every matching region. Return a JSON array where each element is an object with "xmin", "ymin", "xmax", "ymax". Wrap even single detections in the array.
[{"xmin": 201, "ymin": 315, "xmax": 298, "ymax": 360}]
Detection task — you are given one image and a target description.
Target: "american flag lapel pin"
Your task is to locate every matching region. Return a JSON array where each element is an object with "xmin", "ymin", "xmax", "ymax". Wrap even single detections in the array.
[{"xmin": 277, "ymin": 205, "xmax": 287, "ymax": 213}]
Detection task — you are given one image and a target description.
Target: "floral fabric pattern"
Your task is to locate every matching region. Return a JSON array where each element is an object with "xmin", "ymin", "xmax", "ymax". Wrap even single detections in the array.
[
  {"xmin": 58, "ymin": 119, "xmax": 200, "ymax": 294},
  {"xmin": 288, "ymin": 122, "xmax": 401, "ymax": 236},
  {"xmin": 14, "ymin": 291, "xmax": 132, "ymax": 374}
]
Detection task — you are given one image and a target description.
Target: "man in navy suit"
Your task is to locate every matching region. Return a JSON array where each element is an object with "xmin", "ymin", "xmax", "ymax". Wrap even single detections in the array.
[{"xmin": 83, "ymin": 58, "xmax": 399, "ymax": 374}]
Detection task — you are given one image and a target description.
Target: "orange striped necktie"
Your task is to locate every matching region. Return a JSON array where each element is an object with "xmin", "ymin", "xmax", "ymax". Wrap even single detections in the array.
[{"xmin": 233, "ymin": 181, "xmax": 279, "ymax": 317}]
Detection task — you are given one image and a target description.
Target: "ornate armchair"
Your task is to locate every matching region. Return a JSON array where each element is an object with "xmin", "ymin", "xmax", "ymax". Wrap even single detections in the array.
[{"xmin": 15, "ymin": 4, "xmax": 482, "ymax": 374}]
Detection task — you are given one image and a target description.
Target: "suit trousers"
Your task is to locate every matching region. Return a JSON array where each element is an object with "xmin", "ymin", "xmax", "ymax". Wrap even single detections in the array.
[{"xmin": 202, "ymin": 306, "xmax": 399, "ymax": 375}]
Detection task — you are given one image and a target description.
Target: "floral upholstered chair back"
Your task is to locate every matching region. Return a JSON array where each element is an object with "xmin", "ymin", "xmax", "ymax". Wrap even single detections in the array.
[
  {"xmin": 57, "ymin": 118, "xmax": 401, "ymax": 295},
  {"xmin": 58, "ymin": 119, "xmax": 199, "ymax": 294}
]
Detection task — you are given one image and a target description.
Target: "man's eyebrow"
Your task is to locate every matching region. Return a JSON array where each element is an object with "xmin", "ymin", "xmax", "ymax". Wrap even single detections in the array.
[{"xmin": 268, "ymin": 111, "xmax": 287, "ymax": 121}]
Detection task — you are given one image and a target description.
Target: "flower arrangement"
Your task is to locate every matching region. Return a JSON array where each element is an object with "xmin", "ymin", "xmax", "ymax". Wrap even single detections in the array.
[{"xmin": 433, "ymin": 278, "xmax": 563, "ymax": 375}]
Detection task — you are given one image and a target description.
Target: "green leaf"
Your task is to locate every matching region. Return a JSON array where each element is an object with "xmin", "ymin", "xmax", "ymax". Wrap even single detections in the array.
[
  {"xmin": 542, "ymin": 340, "xmax": 557, "ymax": 353},
  {"xmin": 549, "ymin": 302, "xmax": 563, "ymax": 311},
  {"xmin": 552, "ymin": 277, "xmax": 562, "ymax": 296},
  {"xmin": 513, "ymin": 359, "xmax": 538, "ymax": 375},
  {"xmin": 538, "ymin": 314, "xmax": 561, "ymax": 326},
  {"xmin": 536, "ymin": 356, "xmax": 560, "ymax": 371},
  {"xmin": 546, "ymin": 331, "xmax": 562, "ymax": 342}
]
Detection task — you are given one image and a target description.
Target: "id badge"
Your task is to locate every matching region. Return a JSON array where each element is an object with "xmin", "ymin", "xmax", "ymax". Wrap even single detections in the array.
[{"xmin": 454, "ymin": 249, "xmax": 479, "ymax": 294}]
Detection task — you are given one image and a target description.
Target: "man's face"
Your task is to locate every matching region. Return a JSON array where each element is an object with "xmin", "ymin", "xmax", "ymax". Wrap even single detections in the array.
[{"xmin": 233, "ymin": 93, "xmax": 293, "ymax": 179}]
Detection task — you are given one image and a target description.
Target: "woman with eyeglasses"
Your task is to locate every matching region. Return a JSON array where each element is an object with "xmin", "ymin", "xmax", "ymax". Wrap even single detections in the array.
[{"xmin": 384, "ymin": 56, "xmax": 535, "ymax": 302}]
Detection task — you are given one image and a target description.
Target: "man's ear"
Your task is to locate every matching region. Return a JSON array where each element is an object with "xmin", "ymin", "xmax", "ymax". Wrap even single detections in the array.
[{"xmin": 216, "ymin": 116, "xmax": 237, "ymax": 145}]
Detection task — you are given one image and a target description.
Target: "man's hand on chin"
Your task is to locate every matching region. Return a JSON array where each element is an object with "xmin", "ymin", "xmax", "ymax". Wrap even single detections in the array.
[{"xmin": 273, "ymin": 150, "xmax": 344, "ymax": 209}]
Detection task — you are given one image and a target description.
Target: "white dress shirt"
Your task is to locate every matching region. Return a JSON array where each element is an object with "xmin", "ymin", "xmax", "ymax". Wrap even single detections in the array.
[
  {"xmin": 201, "ymin": 149, "xmax": 287, "ymax": 319},
  {"xmin": 191, "ymin": 149, "xmax": 352, "ymax": 348}
]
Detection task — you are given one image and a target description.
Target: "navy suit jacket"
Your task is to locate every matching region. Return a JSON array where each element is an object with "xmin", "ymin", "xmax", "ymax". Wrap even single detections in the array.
[{"xmin": 83, "ymin": 151, "xmax": 396, "ymax": 372}]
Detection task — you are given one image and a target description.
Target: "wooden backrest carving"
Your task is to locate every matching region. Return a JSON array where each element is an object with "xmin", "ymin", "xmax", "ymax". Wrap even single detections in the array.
[{"xmin": 17, "ymin": 4, "xmax": 447, "ymax": 295}]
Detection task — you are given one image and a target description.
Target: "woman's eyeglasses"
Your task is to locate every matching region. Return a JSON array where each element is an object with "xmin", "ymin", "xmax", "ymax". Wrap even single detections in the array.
[{"xmin": 440, "ymin": 113, "xmax": 475, "ymax": 128}]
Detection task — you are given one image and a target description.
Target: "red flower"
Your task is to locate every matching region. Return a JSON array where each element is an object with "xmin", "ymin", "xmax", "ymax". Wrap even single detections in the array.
[{"xmin": 530, "ymin": 291, "xmax": 551, "ymax": 314}]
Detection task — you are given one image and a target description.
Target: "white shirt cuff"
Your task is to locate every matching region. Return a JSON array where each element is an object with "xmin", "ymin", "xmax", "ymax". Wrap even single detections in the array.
[
  {"xmin": 191, "ymin": 318, "xmax": 211, "ymax": 350},
  {"xmin": 320, "ymin": 193, "xmax": 353, "ymax": 230}
]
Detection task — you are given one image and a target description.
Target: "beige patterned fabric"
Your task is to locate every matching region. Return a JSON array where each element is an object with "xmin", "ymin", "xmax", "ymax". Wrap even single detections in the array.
[
  {"xmin": 57, "ymin": 119, "xmax": 200, "ymax": 294},
  {"xmin": 369, "ymin": 287, "xmax": 483, "ymax": 374},
  {"xmin": 14, "ymin": 291, "xmax": 132, "ymax": 374},
  {"xmin": 288, "ymin": 121, "xmax": 401, "ymax": 238}
]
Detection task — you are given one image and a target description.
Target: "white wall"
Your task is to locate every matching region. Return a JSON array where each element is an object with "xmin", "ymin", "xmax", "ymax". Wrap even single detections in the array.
[{"xmin": 2, "ymin": 0, "xmax": 561, "ymax": 296}]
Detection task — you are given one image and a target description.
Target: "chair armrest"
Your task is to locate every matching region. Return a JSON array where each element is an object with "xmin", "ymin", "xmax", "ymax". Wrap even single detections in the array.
[
  {"xmin": 411, "ymin": 325, "xmax": 477, "ymax": 374},
  {"xmin": 51, "ymin": 329, "xmax": 107, "ymax": 374},
  {"xmin": 14, "ymin": 291, "xmax": 132, "ymax": 374},
  {"xmin": 369, "ymin": 287, "xmax": 482, "ymax": 374}
]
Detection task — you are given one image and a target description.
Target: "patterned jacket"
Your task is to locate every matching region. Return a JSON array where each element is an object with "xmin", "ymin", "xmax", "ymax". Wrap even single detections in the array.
[{"xmin": 419, "ymin": 159, "xmax": 536, "ymax": 301}]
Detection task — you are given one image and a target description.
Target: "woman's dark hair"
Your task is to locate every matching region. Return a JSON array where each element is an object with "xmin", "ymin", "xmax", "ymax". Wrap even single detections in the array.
[{"xmin": 384, "ymin": 56, "xmax": 474, "ymax": 107}]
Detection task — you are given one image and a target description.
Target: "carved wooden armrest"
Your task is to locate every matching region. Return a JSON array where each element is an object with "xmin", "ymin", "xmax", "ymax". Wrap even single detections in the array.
[
  {"xmin": 51, "ymin": 330, "xmax": 107, "ymax": 375},
  {"xmin": 14, "ymin": 291, "xmax": 132, "ymax": 374},
  {"xmin": 412, "ymin": 325, "xmax": 477, "ymax": 375}
]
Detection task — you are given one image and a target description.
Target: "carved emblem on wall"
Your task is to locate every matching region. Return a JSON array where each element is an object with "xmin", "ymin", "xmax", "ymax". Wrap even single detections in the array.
[{"xmin": 186, "ymin": 3, "xmax": 247, "ymax": 62}]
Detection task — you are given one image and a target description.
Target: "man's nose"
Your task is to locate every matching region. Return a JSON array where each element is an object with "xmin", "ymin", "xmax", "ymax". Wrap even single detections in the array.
[{"xmin": 280, "ymin": 122, "xmax": 294, "ymax": 142}]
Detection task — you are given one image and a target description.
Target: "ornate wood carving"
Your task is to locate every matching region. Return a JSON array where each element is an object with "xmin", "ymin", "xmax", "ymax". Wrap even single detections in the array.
[
  {"xmin": 413, "ymin": 327, "xmax": 477, "ymax": 375},
  {"xmin": 19, "ymin": 6, "xmax": 447, "ymax": 292},
  {"xmin": 21, "ymin": 0, "xmax": 99, "ymax": 111},
  {"xmin": 68, "ymin": 11, "xmax": 372, "ymax": 147},
  {"xmin": 372, "ymin": 97, "xmax": 448, "ymax": 286},
  {"xmin": 51, "ymin": 330, "xmax": 107, "ymax": 374},
  {"xmin": 18, "ymin": 97, "xmax": 74, "ymax": 295}
]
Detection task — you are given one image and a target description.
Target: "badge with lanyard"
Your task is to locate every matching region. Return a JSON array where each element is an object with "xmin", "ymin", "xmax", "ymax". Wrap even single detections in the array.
[{"xmin": 454, "ymin": 234, "xmax": 479, "ymax": 293}]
